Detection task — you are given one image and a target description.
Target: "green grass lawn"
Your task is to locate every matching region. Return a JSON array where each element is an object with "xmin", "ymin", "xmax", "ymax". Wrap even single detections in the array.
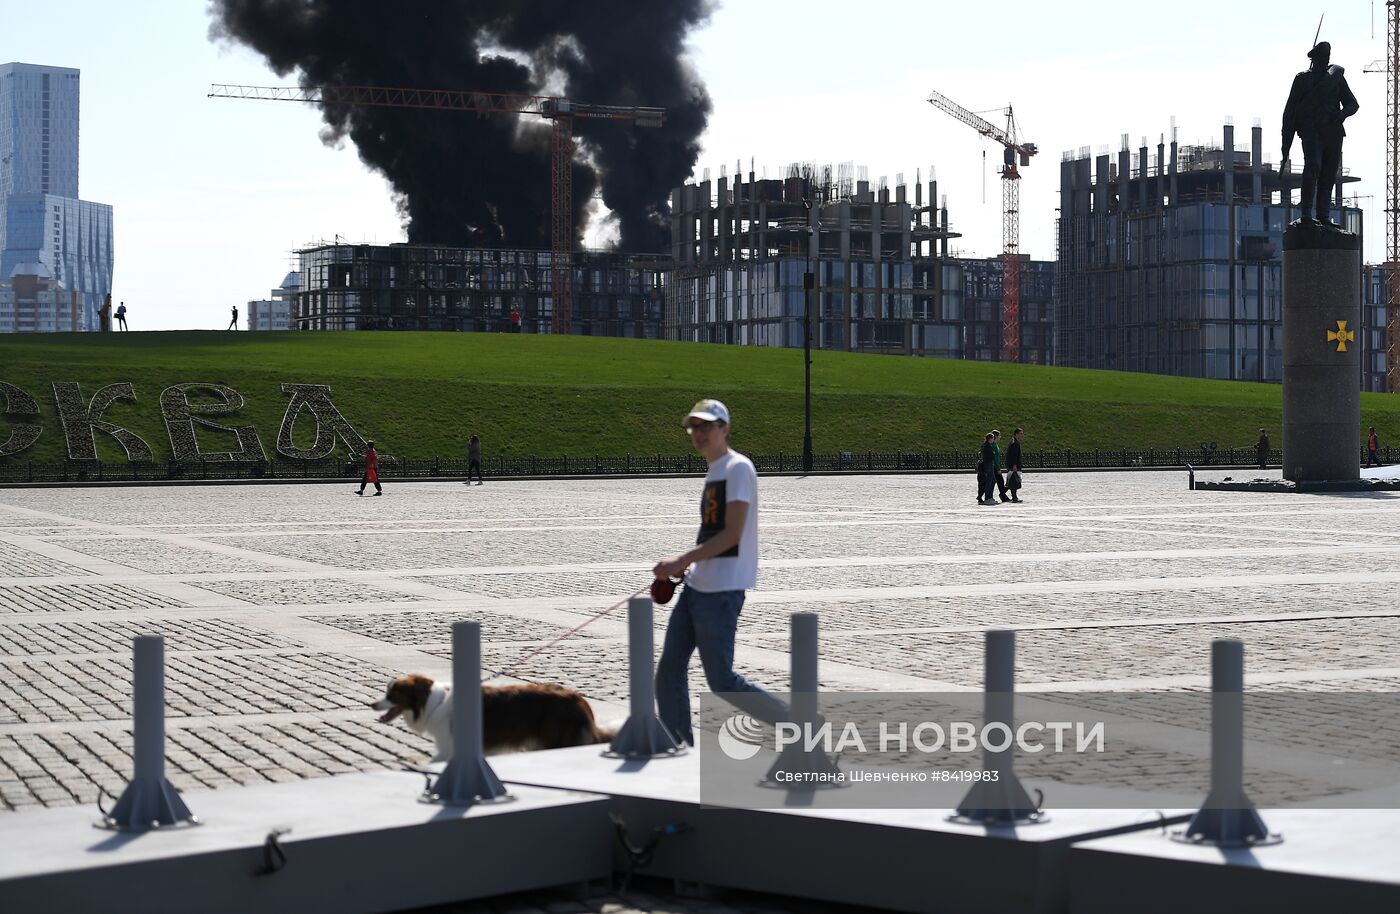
[{"xmin": 1, "ymin": 330, "xmax": 1396, "ymax": 464}]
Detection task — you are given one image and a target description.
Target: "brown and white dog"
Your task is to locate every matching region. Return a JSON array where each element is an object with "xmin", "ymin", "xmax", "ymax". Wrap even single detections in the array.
[{"xmin": 370, "ymin": 674, "xmax": 613, "ymax": 761}]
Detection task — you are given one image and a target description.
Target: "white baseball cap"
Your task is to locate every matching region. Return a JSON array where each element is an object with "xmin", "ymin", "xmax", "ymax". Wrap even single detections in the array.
[{"xmin": 682, "ymin": 398, "xmax": 730, "ymax": 427}]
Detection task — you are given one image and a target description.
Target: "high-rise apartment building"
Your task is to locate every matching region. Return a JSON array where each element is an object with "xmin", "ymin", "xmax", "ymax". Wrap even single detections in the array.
[
  {"xmin": 0, "ymin": 262, "xmax": 82, "ymax": 332},
  {"xmin": 0, "ymin": 63, "xmax": 79, "ymax": 199},
  {"xmin": 0, "ymin": 62, "xmax": 112, "ymax": 332}
]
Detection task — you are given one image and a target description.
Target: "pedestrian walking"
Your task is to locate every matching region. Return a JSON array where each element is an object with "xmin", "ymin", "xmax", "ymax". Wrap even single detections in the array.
[
  {"xmin": 1006, "ymin": 427, "xmax": 1025, "ymax": 502},
  {"xmin": 652, "ymin": 399, "xmax": 788, "ymax": 746},
  {"xmin": 227, "ymin": 305, "xmax": 239, "ymax": 331},
  {"xmin": 1256, "ymin": 428, "xmax": 1271, "ymax": 470},
  {"xmin": 97, "ymin": 297, "xmax": 112, "ymax": 332},
  {"xmin": 466, "ymin": 434, "xmax": 483, "ymax": 485},
  {"xmin": 115, "ymin": 301, "xmax": 128, "ymax": 331},
  {"xmin": 977, "ymin": 432, "xmax": 997, "ymax": 505},
  {"xmin": 355, "ymin": 440, "xmax": 383, "ymax": 496},
  {"xmin": 1366, "ymin": 426, "xmax": 1384, "ymax": 467},
  {"xmin": 991, "ymin": 430, "xmax": 1010, "ymax": 502}
]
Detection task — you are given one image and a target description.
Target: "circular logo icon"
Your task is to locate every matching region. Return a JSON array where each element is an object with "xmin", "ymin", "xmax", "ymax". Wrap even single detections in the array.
[{"xmin": 717, "ymin": 714, "xmax": 765, "ymax": 760}]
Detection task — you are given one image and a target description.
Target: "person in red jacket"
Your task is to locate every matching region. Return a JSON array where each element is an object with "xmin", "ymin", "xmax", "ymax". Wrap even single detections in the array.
[
  {"xmin": 1366, "ymin": 426, "xmax": 1384, "ymax": 468},
  {"xmin": 356, "ymin": 440, "xmax": 383, "ymax": 496}
]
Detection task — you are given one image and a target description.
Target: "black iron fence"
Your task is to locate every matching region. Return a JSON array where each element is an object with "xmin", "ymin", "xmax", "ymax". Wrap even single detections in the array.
[{"xmin": 2, "ymin": 447, "xmax": 1394, "ymax": 484}]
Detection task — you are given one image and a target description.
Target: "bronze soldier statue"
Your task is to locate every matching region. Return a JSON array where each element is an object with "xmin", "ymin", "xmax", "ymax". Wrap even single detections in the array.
[{"xmin": 1282, "ymin": 41, "xmax": 1359, "ymax": 226}]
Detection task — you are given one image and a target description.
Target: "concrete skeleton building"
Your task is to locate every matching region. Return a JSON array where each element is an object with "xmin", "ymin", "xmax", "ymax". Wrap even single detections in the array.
[
  {"xmin": 1362, "ymin": 264, "xmax": 1395, "ymax": 393},
  {"xmin": 951, "ymin": 255, "xmax": 1055, "ymax": 363},
  {"xmin": 0, "ymin": 62, "xmax": 112, "ymax": 331},
  {"xmin": 246, "ymin": 271, "xmax": 301, "ymax": 331},
  {"xmin": 1056, "ymin": 121, "xmax": 1363, "ymax": 383},
  {"xmin": 296, "ymin": 242, "xmax": 666, "ymax": 335},
  {"xmin": 665, "ymin": 163, "xmax": 1053, "ymax": 363}
]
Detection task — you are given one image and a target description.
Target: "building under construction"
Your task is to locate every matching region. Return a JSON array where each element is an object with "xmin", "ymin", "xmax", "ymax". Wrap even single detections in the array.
[
  {"xmin": 666, "ymin": 164, "xmax": 1053, "ymax": 363},
  {"xmin": 953, "ymin": 256, "xmax": 1055, "ymax": 363},
  {"xmin": 295, "ymin": 243, "xmax": 666, "ymax": 334},
  {"xmin": 1056, "ymin": 122, "xmax": 1368, "ymax": 383},
  {"xmin": 1363, "ymin": 264, "xmax": 1396, "ymax": 392}
]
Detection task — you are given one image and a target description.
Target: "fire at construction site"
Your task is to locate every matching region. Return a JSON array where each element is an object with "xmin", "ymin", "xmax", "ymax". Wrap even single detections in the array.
[
  {"xmin": 198, "ymin": 2, "xmax": 1398, "ymax": 393},
  {"xmin": 209, "ymin": 0, "xmax": 712, "ymax": 253}
]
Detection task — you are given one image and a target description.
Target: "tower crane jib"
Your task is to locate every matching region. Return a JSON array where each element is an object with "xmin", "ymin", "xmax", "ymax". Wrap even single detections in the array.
[{"xmin": 927, "ymin": 89, "xmax": 1038, "ymax": 363}]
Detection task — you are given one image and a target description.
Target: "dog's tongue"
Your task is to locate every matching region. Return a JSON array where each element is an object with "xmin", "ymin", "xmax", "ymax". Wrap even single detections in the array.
[{"xmin": 378, "ymin": 707, "xmax": 403, "ymax": 724}]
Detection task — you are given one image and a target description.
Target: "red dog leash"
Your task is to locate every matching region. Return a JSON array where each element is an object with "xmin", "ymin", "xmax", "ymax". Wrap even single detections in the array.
[{"xmin": 485, "ymin": 577, "xmax": 679, "ymax": 682}]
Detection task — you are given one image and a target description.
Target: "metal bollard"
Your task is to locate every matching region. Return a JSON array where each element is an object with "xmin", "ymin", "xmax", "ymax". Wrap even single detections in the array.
[
  {"xmin": 949, "ymin": 629, "xmax": 1044, "ymax": 825},
  {"xmin": 763, "ymin": 612, "xmax": 842, "ymax": 787},
  {"xmin": 100, "ymin": 636, "xmax": 198, "ymax": 831},
  {"xmin": 1172, "ymin": 639, "xmax": 1280, "ymax": 846},
  {"xmin": 790, "ymin": 612, "xmax": 818, "ymax": 723},
  {"xmin": 425, "ymin": 622, "xmax": 512, "ymax": 806},
  {"xmin": 605, "ymin": 597, "xmax": 684, "ymax": 758}
]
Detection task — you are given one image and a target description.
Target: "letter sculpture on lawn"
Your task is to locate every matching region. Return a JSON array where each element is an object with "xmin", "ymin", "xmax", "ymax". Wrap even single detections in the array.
[
  {"xmin": 52, "ymin": 382, "xmax": 153, "ymax": 462},
  {"xmin": 0, "ymin": 381, "xmax": 42, "ymax": 457},
  {"xmin": 276, "ymin": 383, "xmax": 370, "ymax": 460},
  {"xmin": 160, "ymin": 383, "xmax": 267, "ymax": 463},
  {"xmin": 0, "ymin": 381, "xmax": 377, "ymax": 466}
]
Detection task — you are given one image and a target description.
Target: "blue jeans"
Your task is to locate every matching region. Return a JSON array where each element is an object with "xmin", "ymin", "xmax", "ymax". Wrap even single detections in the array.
[
  {"xmin": 977, "ymin": 465, "xmax": 998, "ymax": 502},
  {"xmin": 655, "ymin": 586, "xmax": 788, "ymax": 746}
]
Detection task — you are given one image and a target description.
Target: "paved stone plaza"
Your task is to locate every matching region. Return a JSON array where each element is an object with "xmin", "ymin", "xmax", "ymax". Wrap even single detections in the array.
[{"xmin": 1, "ymin": 470, "xmax": 1398, "ymax": 817}]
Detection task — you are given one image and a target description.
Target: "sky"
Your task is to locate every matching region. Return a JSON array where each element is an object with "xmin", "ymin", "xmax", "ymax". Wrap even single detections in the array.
[{"xmin": 3, "ymin": 0, "xmax": 1391, "ymax": 330}]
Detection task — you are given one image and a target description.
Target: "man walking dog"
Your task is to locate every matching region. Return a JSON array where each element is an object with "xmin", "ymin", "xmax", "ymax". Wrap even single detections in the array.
[{"xmin": 652, "ymin": 399, "xmax": 787, "ymax": 746}]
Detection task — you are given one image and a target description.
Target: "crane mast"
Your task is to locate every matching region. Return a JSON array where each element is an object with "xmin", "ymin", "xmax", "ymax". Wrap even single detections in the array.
[
  {"xmin": 1388, "ymin": 1, "xmax": 1400, "ymax": 392},
  {"xmin": 208, "ymin": 84, "xmax": 665, "ymax": 335},
  {"xmin": 927, "ymin": 90, "xmax": 1038, "ymax": 363}
]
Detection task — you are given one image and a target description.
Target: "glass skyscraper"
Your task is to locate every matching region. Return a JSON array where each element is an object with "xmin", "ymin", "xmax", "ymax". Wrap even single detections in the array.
[{"xmin": 0, "ymin": 62, "xmax": 112, "ymax": 332}]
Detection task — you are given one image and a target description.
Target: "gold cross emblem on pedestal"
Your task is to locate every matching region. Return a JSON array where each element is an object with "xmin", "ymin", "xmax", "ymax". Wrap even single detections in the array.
[{"xmin": 1327, "ymin": 320, "xmax": 1354, "ymax": 353}]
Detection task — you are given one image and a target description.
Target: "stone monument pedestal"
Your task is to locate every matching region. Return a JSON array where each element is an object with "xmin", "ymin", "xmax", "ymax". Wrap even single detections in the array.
[{"xmin": 1282, "ymin": 223, "xmax": 1360, "ymax": 483}]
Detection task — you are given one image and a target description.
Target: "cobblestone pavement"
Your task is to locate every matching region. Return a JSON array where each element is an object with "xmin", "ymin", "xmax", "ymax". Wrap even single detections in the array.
[
  {"xmin": 3, "ymin": 471, "xmax": 1399, "ymax": 911},
  {"xmin": 1, "ymin": 470, "xmax": 1398, "ymax": 823}
]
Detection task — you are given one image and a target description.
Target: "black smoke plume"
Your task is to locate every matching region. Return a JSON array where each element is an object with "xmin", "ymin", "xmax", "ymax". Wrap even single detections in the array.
[{"xmin": 209, "ymin": 1, "xmax": 714, "ymax": 252}]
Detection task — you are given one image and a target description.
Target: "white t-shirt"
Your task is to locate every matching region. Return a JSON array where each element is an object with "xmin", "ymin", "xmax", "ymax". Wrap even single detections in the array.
[{"xmin": 686, "ymin": 449, "xmax": 759, "ymax": 593}]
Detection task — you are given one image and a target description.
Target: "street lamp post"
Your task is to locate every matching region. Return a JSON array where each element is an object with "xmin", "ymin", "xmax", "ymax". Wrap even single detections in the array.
[
  {"xmin": 802, "ymin": 199, "xmax": 815, "ymax": 474},
  {"xmin": 803, "ymin": 268, "xmax": 814, "ymax": 473}
]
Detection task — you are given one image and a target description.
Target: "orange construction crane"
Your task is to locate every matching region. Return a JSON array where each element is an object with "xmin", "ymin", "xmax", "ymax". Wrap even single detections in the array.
[
  {"xmin": 927, "ymin": 90, "xmax": 1038, "ymax": 363},
  {"xmin": 208, "ymin": 83, "xmax": 665, "ymax": 335}
]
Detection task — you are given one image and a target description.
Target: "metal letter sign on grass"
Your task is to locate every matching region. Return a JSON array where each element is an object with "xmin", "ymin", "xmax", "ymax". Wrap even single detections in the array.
[
  {"xmin": 160, "ymin": 383, "xmax": 268, "ymax": 463},
  {"xmin": 0, "ymin": 381, "xmax": 42, "ymax": 457},
  {"xmin": 52, "ymin": 382, "xmax": 154, "ymax": 462},
  {"xmin": 0, "ymin": 381, "xmax": 372, "ymax": 464},
  {"xmin": 275, "ymin": 383, "xmax": 370, "ymax": 460}
]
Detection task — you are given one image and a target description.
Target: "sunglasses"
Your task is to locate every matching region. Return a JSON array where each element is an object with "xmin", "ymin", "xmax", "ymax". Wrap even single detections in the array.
[{"xmin": 685, "ymin": 420, "xmax": 721, "ymax": 434}]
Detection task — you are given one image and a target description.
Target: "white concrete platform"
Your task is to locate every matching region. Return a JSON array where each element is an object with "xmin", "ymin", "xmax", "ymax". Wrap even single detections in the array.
[
  {"xmin": 491, "ymin": 744, "xmax": 1190, "ymax": 914},
  {"xmin": 1068, "ymin": 808, "xmax": 1400, "ymax": 914},
  {"xmin": 0, "ymin": 769, "xmax": 612, "ymax": 914}
]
